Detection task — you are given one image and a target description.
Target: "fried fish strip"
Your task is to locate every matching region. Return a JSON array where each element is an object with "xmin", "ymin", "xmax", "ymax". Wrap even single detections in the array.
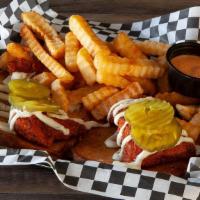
[
  {"xmin": 77, "ymin": 47, "xmax": 96, "ymax": 86},
  {"xmin": 94, "ymin": 52, "xmax": 164, "ymax": 79},
  {"xmin": 20, "ymin": 25, "xmax": 73, "ymax": 84},
  {"xmin": 176, "ymin": 104, "xmax": 199, "ymax": 120},
  {"xmin": 112, "ymin": 32, "xmax": 146, "ymax": 60},
  {"xmin": 21, "ymin": 11, "xmax": 65, "ymax": 59},
  {"xmin": 91, "ymin": 82, "xmax": 144, "ymax": 120},
  {"xmin": 51, "ymin": 79, "xmax": 69, "ymax": 112},
  {"xmin": 135, "ymin": 40, "xmax": 170, "ymax": 56},
  {"xmin": 69, "ymin": 15, "xmax": 110, "ymax": 57},
  {"xmin": 82, "ymin": 86, "xmax": 119, "ymax": 111},
  {"xmin": 65, "ymin": 32, "xmax": 81, "ymax": 72},
  {"xmin": 156, "ymin": 92, "xmax": 200, "ymax": 105}
]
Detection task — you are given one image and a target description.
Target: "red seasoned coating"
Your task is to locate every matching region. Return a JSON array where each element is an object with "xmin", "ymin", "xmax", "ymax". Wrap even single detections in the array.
[
  {"xmin": 14, "ymin": 115, "xmax": 86, "ymax": 147},
  {"xmin": 120, "ymin": 122, "xmax": 196, "ymax": 167},
  {"xmin": 8, "ymin": 58, "xmax": 45, "ymax": 73}
]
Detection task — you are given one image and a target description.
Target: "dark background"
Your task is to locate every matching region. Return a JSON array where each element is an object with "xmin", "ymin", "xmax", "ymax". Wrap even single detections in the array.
[{"xmin": 0, "ymin": 0, "xmax": 199, "ymax": 199}]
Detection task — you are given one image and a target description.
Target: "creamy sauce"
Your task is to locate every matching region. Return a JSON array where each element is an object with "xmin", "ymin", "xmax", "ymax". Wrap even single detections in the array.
[
  {"xmin": 171, "ymin": 55, "xmax": 200, "ymax": 78},
  {"xmin": 34, "ymin": 112, "xmax": 69, "ymax": 135},
  {"xmin": 11, "ymin": 72, "xmax": 34, "ymax": 80},
  {"xmin": 104, "ymin": 131, "xmax": 118, "ymax": 148},
  {"xmin": 105, "ymin": 98, "xmax": 195, "ymax": 169},
  {"xmin": 47, "ymin": 110, "xmax": 108, "ymax": 130},
  {"xmin": 9, "ymin": 108, "xmax": 108, "ymax": 136},
  {"xmin": 116, "ymin": 122, "xmax": 128, "ymax": 146}
]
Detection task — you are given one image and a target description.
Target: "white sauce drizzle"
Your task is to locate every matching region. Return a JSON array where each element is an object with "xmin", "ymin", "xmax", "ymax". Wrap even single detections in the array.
[
  {"xmin": 11, "ymin": 72, "xmax": 35, "ymax": 80},
  {"xmin": 104, "ymin": 131, "xmax": 118, "ymax": 148},
  {"xmin": 116, "ymin": 122, "xmax": 128, "ymax": 146},
  {"xmin": 8, "ymin": 108, "xmax": 108, "ymax": 136},
  {"xmin": 114, "ymin": 111, "xmax": 125, "ymax": 126},
  {"xmin": 105, "ymin": 97, "xmax": 195, "ymax": 170},
  {"xmin": 48, "ymin": 110, "xmax": 108, "ymax": 130},
  {"xmin": 34, "ymin": 112, "xmax": 69, "ymax": 135}
]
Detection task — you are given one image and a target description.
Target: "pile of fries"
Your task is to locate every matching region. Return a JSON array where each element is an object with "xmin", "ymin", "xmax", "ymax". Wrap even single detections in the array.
[{"xmin": 0, "ymin": 11, "xmax": 200, "ymax": 143}]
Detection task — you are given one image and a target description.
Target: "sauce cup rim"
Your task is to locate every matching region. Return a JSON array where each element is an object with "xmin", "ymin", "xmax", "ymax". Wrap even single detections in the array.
[{"xmin": 166, "ymin": 41, "xmax": 200, "ymax": 81}]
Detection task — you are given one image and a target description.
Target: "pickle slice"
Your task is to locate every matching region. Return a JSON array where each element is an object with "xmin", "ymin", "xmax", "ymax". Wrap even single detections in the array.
[
  {"xmin": 131, "ymin": 119, "xmax": 181, "ymax": 152},
  {"xmin": 8, "ymin": 79, "xmax": 50, "ymax": 99},
  {"xmin": 125, "ymin": 99, "xmax": 174, "ymax": 129},
  {"xmin": 9, "ymin": 94, "xmax": 60, "ymax": 113}
]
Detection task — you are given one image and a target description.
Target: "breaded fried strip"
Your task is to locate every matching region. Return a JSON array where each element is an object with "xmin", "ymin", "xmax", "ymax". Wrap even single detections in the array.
[
  {"xmin": 82, "ymin": 86, "xmax": 119, "ymax": 111},
  {"xmin": 156, "ymin": 92, "xmax": 200, "ymax": 105},
  {"xmin": 69, "ymin": 15, "xmax": 110, "ymax": 57},
  {"xmin": 91, "ymin": 82, "xmax": 143, "ymax": 120},
  {"xmin": 20, "ymin": 25, "xmax": 73, "ymax": 84},
  {"xmin": 94, "ymin": 52, "xmax": 164, "ymax": 79},
  {"xmin": 21, "ymin": 11, "xmax": 65, "ymax": 59}
]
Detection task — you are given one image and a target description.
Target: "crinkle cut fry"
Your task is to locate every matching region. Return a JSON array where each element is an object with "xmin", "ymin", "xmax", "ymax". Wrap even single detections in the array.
[
  {"xmin": 112, "ymin": 32, "xmax": 146, "ymax": 60},
  {"xmin": 20, "ymin": 25, "xmax": 73, "ymax": 84},
  {"xmin": 69, "ymin": 15, "xmax": 110, "ymax": 57},
  {"xmin": 21, "ymin": 11, "xmax": 65, "ymax": 59},
  {"xmin": 91, "ymin": 82, "xmax": 144, "ymax": 120},
  {"xmin": 51, "ymin": 79, "xmax": 70, "ymax": 112},
  {"xmin": 82, "ymin": 86, "xmax": 119, "ymax": 111},
  {"xmin": 65, "ymin": 32, "xmax": 81, "ymax": 72},
  {"xmin": 96, "ymin": 70, "xmax": 130, "ymax": 88},
  {"xmin": 135, "ymin": 40, "xmax": 170, "ymax": 56},
  {"xmin": 77, "ymin": 47, "xmax": 96, "ymax": 86},
  {"xmin": 156, "ymin": 92, "xmax": 200, "ymax": 105},
  {"xmin": 94, "ymin": 52, "xmax": 164, "ymax": 79}
]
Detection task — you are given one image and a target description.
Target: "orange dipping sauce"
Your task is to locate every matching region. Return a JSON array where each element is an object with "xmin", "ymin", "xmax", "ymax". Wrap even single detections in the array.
[{"xmin": 171, "ymin": 55, "xmax": 200, "ymax": 78}]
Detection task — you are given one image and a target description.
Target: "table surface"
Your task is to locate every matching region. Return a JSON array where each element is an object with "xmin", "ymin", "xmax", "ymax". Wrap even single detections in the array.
[{"xmin": 0, "ymin": 0, "xmax": 200, "ymax": 199}]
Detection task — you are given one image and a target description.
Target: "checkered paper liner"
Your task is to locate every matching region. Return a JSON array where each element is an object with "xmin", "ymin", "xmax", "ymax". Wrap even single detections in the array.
[{"xmin": 0, "ymin": 0, "xmax": 200, "ymax": 199}]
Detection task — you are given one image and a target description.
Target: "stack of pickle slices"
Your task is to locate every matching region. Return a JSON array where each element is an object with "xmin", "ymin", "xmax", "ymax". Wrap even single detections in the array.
[
  {"xmin": 8, "ymin": 79, "xmax": 60, "ymax": 113},
  {"xmin": 125, "ymin": 99, "xmax": 181, "ymax": 152}
]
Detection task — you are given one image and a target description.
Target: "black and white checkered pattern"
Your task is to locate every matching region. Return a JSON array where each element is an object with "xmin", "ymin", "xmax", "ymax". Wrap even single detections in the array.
[
  {"xmin": 0, "ymin": 0, "xmax": 200, "ymax": 199},
  {"xmin": 0, "ymin": 147, "xmax": 200, "ymax": 200}
]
